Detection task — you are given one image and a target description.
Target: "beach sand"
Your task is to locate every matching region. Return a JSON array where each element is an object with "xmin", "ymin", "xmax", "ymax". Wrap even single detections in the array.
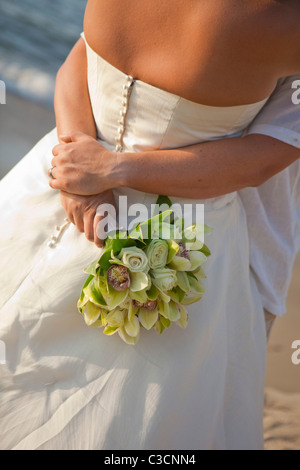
[{"xmin": 0, "ymin": 92, "xmax": 299, "ymax": 450}]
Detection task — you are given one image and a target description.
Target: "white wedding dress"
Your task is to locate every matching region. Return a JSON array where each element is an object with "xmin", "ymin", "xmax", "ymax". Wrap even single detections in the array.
[{"xmin": 0, "ymin": 35, "xmax": 269, "ymax": 450}]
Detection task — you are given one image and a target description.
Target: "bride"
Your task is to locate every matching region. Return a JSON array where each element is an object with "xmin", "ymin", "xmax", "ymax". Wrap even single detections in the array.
[{"xmin": 1, "ymin": 0, "xmax": 300, "ymax": 450}]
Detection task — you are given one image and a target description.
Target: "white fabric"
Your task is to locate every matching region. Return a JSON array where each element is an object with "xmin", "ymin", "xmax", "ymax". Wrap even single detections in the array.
[
  {"xmin": 240, "ymin": 75, "xmax": 300, "ymax": 316},
  {"xmin": 0, "ymin": 36, "xmax": 269, "ymax": 450}
]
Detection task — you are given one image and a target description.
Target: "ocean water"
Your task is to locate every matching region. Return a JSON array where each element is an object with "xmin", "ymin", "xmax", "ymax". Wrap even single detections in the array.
[{"xmin": 0, "ymin": 0, "xmax": 86, "ymax": 106}]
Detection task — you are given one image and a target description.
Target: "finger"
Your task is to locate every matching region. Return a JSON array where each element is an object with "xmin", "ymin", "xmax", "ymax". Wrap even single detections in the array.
[
  {"xmin": 94, "ymin": 214, "xmax": 105, "ymax": 248},
  {"xmin": 49, "ymin": 177, "xmax": 61, "ymax": 191},
  {"xmin": 66, "ymin": 211, "xmax": 75, "ymax": 225},
  {"xmin": 68, "ymin": 131, "xmax": 87, "ymax": 143},
  {"xmin": 73, "ymin": 212, "xmax": 84, "ymax": 234},
  {"xmin": 48, "ymin": 166, "xmax": 56, "ymax": 180},
  {"xmin": 83, "ymin": 210, "xmax": 95, "ymax": 243},
  {"xmin": 59, "ymin": 135, "xmax": 73, "ymax": 144},
  {"xmin": 51, "ymin": 156, "xmax": 58, "ymax": 168},
  {"xmin": 52, "ymin": 144, "xmax": 61, "ymax": 156}
]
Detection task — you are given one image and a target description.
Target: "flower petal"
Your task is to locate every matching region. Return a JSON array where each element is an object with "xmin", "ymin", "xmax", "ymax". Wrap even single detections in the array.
[
  {"xmin": 130, "ymin": 271, "xmax": 149, "ymax": 292},
  {"xmin": 139, "ymin": 308, "xmax": 159, "ymax": 330},
  {"xmin": 188, "ymin": 251, "xmax": 207, "ymax": 270},
  {"xmin": 188, "ymin": 275, "xmax": 205, "ymax": 294},
  {"xmin": 105, "ymin": 309, "xmax": 125, "ymax": 328},
  {"xmin": 124, "ymin": 314, "xmax": 140, "ymax": 338},
  {"xmin": 167, "ymin": 240, "xmax": 180, "ymax": 264},
  {"xmin": 168, "ymin": 301, "xmax": 181, "ymax": 322},
  {"xmin": 176, "ymin": 271, "xmax": 190, "ymax": 293},
  {"xmin": 157, "ymin": 299, "xmax": 170, "ymax": 319},
  {"xmin": 103, "ymin": 286, "xmax": 128, "ymax": 309},
  {"xmin": 129, "ymin": 289, "xmax": 149, "ymax": 304},
  {"xmin": 177, "ymin": 304, "xmax": 188, "ymax": 329},
  {"xmin": 181, "ymin": 293, "xmax": 204, "ymax": 305},
  {"xmin": 83, "ymin": 301, "xmax": 102, "ymax": 326},
  {"xmin": 103, "ymin": 325, "xmax": 120, "ymax": 336},
  {"xmin": 168, "ymin": 255, "xmax": 191, "ymax": 271},
  {"xmin": 118, "ymin": 326, "xmax": 140, "ymax": 345}
]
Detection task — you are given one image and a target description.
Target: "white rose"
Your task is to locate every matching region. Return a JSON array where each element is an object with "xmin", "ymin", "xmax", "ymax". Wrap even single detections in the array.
[
  {"xmin": 146, "ymin": 239, "xmax": 169, "ymax": 269},
  {"xmin": 120, "ymin": 247, "xmax": 149, "ymax": 272},
  {"xmin": 151, "ymin": 268, "xmax": 177, "ymax": 292}
]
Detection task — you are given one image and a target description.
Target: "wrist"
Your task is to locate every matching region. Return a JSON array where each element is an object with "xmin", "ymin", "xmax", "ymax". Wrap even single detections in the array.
[{"xmin": 112, "ymin": 151, "xmax": 133, "ymax": 188}]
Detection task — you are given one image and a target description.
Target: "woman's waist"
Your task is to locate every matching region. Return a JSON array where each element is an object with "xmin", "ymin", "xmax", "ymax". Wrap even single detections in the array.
[{"xmin": 113, "ymin": 186, "xmax": 237, "ymax": 224}]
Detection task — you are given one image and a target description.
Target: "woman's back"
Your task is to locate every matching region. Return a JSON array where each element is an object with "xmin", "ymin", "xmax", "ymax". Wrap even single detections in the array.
[{"xmin": 84, "ymin": 0, "xmax": 300, "ymax": 106}]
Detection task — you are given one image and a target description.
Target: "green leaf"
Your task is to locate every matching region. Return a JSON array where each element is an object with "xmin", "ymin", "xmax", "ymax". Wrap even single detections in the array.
[
  {"xmin": 200, "ymin": 244, "xmax": 211, "ymax": 257},
  {"xmin": 146, "ymin": 283, "xmax": 160, "ymax": 301},
  {"xmin": 98, "ymin": 249, "xmax": 114, "ymax": 271},
  {"xmin": 84, "ymin": 260, "xmax": 99, "ymax": 276},
  {"xmin": 168, "ymin": 286, "xmax": 186, "ymax": 303},
  {"xmin": 160, "ymin": 316, "xmax": 171, "ymax": 329},
  {"xmin": 156, "ymin": 195, "xmax": 173, "ymax": 208},
  {"xmin": 84, "ymin": 277, "xmax": 107, "ymax": 307},
  {"xmin": 167, "ymin": 240, "xmax": 179, "ymax": 264},
  {"xmin": 111, "ymin": 237, "xmax": 137, "ymax": 254}
]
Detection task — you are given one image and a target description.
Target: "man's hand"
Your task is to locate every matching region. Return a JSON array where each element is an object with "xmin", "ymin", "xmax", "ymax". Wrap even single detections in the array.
[
  {"xmin": 60, "ymin": 189, "xmax": 116, "ymax": 248},
  {"xmin": 50, "ymin": 133, "xmax": 118, "ymax": 195}
]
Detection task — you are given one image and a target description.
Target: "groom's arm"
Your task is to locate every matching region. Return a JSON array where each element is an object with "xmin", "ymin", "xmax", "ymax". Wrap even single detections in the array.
[
  {"xmin": 239, "ymin": 75, "xmax": 300, "ymax": 320},
  {"xmin": 246, "ymin": 75, "xmax": 300, "ymax": 150}
]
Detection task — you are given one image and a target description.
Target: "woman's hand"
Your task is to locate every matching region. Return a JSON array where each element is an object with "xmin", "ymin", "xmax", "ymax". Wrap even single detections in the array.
[
  {"xmin": 50, "ymin": 133, "xmax": 119, "ymax": 195},
  {"xmin": 60, "ymin": 189, "xmax": 117, "ymax": 247}
]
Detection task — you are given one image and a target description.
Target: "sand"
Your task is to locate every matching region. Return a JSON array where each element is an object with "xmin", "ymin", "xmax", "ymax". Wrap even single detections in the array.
[{"xmin": 0, "ymin": 91, "xmax": 299, "ymax": 450}]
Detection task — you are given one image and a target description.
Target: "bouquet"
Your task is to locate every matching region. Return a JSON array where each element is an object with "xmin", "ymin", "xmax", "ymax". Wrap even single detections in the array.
[{"xmin": 77, "ymin": 198, "xmax": 211, "ymax": 345}]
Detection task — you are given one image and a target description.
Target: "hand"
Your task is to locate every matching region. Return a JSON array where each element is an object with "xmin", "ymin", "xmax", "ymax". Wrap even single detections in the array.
[
  {"xmin": 60, "ymin": 189, "xmax": 117, "ymax": 248},
  {"xmin": 49, "ymin": 132, "xmax": 118, "ymax": 195}
]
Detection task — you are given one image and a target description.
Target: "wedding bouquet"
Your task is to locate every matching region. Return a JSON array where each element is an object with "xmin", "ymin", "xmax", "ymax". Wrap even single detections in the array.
[{"xmin": 77, "ymin": 200, "xmax": 211, "ymax": 345}]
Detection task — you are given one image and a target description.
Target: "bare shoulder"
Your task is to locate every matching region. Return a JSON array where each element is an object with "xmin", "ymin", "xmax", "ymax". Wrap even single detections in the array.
[{"xmin": 262, "ymin": 0, "xmax": 300, "ymax": 74}]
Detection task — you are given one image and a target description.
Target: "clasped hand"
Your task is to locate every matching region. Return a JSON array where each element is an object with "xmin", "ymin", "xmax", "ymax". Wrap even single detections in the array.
[
  {"xmin": 49, "ymin": 132, "xmax": 118, "ymax": 247},
  {"xmin": 50, "ymin": 132, "xmax": 117, "ymax": 195}
]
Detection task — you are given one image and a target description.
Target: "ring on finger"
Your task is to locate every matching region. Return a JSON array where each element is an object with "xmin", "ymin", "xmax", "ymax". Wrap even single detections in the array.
[{"xmin": 49, "ymin": 167, "xmax": 55, "ymax": 179}]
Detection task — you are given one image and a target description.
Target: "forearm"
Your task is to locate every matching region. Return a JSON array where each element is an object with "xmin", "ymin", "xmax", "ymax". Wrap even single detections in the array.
[
  {"xmin": 54, "ymin": 38, "xmax": 97, "ymax": 142},
  {"xmin": 118, "ymin": 134, "xmax": 300, "ymax": 199}
]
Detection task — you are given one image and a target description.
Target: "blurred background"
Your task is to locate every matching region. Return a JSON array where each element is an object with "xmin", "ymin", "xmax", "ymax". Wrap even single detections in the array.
[{"xmin": 0, "ymin": 0, "xmax": 299, "ymax": 450}]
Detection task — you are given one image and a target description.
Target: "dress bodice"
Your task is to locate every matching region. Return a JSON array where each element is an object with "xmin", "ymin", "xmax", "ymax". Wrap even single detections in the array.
[{"xmin": 82, "ymin": 33, "xmax": 269, "ymax": 154}]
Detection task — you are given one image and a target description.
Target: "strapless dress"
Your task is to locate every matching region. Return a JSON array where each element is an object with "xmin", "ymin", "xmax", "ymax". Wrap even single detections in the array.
[{"xmin": 0, "ymin": 34, "xmax": 269, "ymax": 450}]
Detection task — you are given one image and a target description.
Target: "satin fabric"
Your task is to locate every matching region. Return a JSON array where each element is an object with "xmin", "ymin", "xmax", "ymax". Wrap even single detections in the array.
[{"xmin": 0, "ymin": 36, "xmax": 269, "ymax": 450}]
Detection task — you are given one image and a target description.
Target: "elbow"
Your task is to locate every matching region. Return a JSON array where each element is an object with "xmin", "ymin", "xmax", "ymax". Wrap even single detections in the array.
[{"xmin": 249, "ymin": 167, "xmax": 274, "ymax": 188}]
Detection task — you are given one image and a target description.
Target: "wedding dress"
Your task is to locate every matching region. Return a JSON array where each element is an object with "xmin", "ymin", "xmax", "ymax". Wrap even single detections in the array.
[{"xmin": 0, "ymin": 35, "xmax": 270, "ymax": 450}]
